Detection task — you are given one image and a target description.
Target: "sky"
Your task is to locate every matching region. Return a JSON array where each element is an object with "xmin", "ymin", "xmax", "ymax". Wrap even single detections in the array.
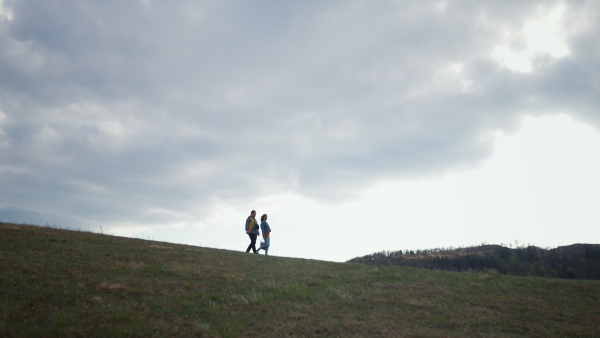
[{"xmin": 1, "ymin": 0, "xmax": 599, "ymax": 262}]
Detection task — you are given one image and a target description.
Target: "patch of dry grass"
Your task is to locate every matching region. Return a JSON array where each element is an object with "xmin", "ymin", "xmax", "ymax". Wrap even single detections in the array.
[{"xmin": 147, "ymin": 245, "xmax": 173, "ymax": 249}]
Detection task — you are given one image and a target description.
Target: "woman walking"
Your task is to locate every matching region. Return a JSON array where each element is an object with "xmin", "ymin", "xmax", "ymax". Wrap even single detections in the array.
[{"xmin": 257, "ymin": 214, "xmax": 272, "ymax": 255}]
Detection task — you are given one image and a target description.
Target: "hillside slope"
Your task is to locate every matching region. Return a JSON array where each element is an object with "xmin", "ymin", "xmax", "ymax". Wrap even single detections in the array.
[{"xmin": 1, "ymin": 222, "xmax": 599, "ymax": 336}]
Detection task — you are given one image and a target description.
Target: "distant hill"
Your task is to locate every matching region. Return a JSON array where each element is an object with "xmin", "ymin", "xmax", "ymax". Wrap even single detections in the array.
[
  {"xmin": 2, "ymin": 222, "xmax": 600, "ymax": 336},
  {"xmin": 348, "ymin": 244, "xmax": 600, "ymax": 280}
]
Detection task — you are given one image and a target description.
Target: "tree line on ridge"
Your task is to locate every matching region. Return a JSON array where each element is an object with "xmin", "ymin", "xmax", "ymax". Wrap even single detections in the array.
[{"xmin": 348, "ymin": 244, "xmax": 600, "ymax": 280}]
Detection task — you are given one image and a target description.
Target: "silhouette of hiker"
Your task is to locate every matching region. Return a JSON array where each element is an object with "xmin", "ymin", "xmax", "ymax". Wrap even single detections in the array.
[
  {"xmin": 245, "ymin": 210, "xmax": 260, "ymax": 253},
  {"xmin": 257, "ymin": 213, "xmax": 272, "ymax": 255}
]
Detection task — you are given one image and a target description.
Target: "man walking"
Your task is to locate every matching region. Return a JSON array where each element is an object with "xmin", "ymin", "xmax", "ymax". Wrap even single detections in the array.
[{"xmin": 245, "ymin": 210, "xmax": 260, "ymax": 253}]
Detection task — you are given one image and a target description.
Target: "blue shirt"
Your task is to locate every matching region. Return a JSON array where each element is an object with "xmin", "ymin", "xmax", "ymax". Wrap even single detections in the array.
[{"xmin": 260, "ymin": 221, "xmax": 271, "ymax": 233}]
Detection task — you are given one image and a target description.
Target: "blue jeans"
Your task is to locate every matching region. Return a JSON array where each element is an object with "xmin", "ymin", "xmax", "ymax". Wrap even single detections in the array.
[{"xmin": 257, "ymin": 237, "xmax": 270, "ymax": 255}]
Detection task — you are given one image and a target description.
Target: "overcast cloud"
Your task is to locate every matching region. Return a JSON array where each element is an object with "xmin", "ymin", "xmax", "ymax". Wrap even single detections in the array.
[{"xmin": 1, "ymin": 0, "xmax": 599, "ymax": 261}]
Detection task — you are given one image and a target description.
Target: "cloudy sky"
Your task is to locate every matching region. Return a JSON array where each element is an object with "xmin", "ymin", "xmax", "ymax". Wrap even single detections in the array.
[{"xmin": 1, "ymin": 0, "xmax": 599, "ymax": 262}]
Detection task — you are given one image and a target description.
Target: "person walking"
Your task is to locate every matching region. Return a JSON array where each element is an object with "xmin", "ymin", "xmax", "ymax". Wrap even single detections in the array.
[
  {"xmin": 245, "ymin": 210, "xmax": 260, "ymax": 253},
  {"xmin": 257, "ymin": 214, "xmax": 272, "ymax": 255}
]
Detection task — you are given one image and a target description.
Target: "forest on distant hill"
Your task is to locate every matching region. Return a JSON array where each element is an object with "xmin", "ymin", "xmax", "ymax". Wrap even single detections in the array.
[{"xmin": 348, "ymin": 244, "xmax": 600, "ymax": 280}]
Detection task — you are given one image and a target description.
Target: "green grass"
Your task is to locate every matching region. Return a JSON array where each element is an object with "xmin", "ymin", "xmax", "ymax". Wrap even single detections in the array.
[{"xmin": 1, "ymin": 222, "xmax": 599, "ymax": 337}]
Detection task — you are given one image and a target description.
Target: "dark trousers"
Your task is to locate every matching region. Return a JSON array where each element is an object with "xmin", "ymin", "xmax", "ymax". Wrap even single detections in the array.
[{"xmin": 246, "ymin": 233, "xmax": 257, "ymax": 253}]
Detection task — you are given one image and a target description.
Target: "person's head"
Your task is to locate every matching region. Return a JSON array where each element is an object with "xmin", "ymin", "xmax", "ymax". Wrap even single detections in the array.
[
  {"xmin": 261, "ymin": 214, "xmax": 267, "ymax": 222},
  {"xmin": 250, "ymin": 210, "xmax": 256, "ymax": 217}
]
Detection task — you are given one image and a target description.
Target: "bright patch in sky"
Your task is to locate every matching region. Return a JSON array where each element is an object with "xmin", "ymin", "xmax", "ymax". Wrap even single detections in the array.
[
  {"xmin": 0, "ymin": 1, "xmax": 12, "ymax": 21},
  {"xmin": 495, "ymin": 5, "xmax": 569, "ymax": 73}
]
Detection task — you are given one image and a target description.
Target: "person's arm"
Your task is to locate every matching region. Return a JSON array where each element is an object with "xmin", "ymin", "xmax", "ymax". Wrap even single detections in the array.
[{"xmin": 245, "ymin": 217, "xmax": 250, "ymax": 234}]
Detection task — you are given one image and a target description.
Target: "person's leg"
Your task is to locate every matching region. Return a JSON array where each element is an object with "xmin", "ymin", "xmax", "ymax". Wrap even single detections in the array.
[
  {"xmin": 246, "ymin": 233, "xmax": 257, "ymax": 253},
  {"xmin": 250, "ymin": 233, "xmax": 258, "ymax": 253},
  {"xmin": 264, "ymin": 238, "xmax": 270, "ymax": 255},
  {"xmin": 246, "ymin": 234, "xmax": 252, "ymax": 252}
]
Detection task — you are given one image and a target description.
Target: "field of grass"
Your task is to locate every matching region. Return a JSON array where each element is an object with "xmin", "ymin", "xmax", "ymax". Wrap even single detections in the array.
[{"xmin": 1, "ymin": 222, "xmax": 599, "ymax": 337}]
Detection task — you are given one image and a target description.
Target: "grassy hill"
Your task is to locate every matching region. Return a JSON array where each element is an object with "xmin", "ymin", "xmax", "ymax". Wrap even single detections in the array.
[{"xmin": 1, "ymin": 222, "xmax": 599, "ymax": 337}]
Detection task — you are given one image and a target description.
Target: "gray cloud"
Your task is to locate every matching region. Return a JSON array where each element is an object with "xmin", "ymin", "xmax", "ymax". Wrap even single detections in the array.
[{"xmin": 1, "ymin": 0, "xmax": 598, "ymax": 230}]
